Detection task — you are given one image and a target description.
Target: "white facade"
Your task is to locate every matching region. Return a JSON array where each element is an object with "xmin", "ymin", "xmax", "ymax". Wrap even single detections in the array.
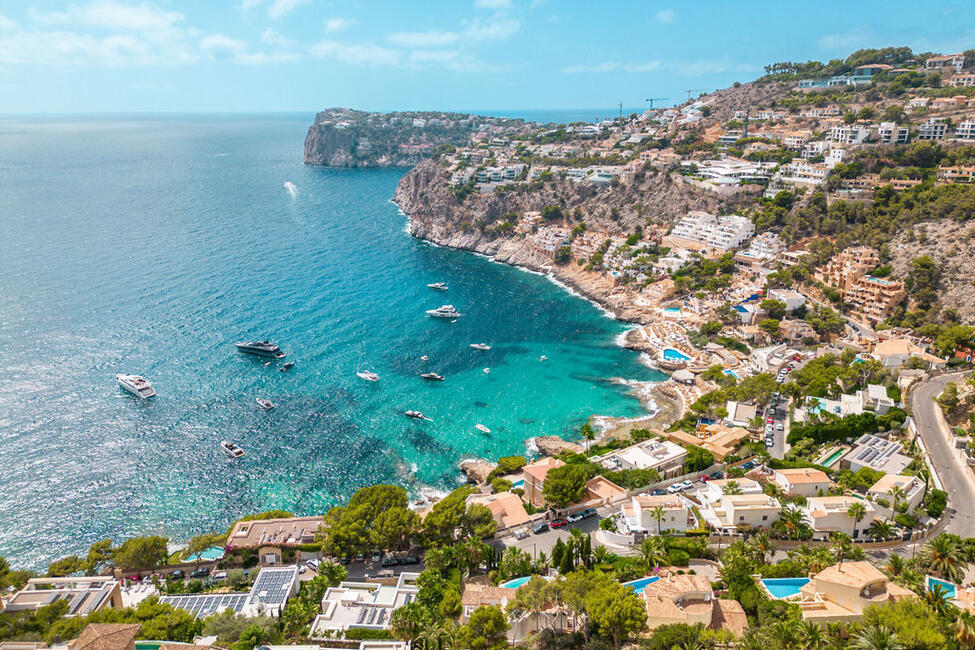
[
  {"xmin": 866, "ymin": 475, "xmax": 925, "ymax": 512},
  {"xmin": 877, "ymin": 122, "xmax": 910, "ymax": 144},
  {"xmin": 701, "ymin": 494, "xmax": 781, "ymax": 533},
  {"xmin": 802, "ymin": 141, "xmax": 830, "ymax": 159},
  {"xmin": 829, "ymin": 125, "xmax": 871, "ymax": 145},
  {"xmin": 772, "ymin": 468, "xmax": 832, "ymax": 498},
  {"xmin": 701, "ymin": 478, "xmax": 763, "ymax": 504},
  {"xmin": 595, "ymin": 438, "xmax": 688, "ymax": 478},
  {"xmin": 918, "ymin": 119, "xmax": 948, "ymax": 140},
  {"xmin": 620, "ymin": 494, "xmax": 691, "ymax": 534},
  {"xmin": 803, "ymin": 496, "xmax": 876, "ymax": 538},
  {"xmin": 767, "ymin": 288, "xmax": 806, "ymax": 312},
  {"xmin": 669, "ymin": 211, "xmax": 755, "ymax": 251},
  {"xmin": 311, "ymin": 573, "xmax": 420, "ymax": 637},
  {"xmin": 955, "ymin": 121, "xmax": 975, "ymax": 140},
  {"xmin": 742, "ymin": 232, "xmax": 786, "ymax": 261}
]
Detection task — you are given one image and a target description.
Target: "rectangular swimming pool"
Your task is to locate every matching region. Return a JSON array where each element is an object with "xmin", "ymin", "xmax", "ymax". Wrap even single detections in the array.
[
  {"xmin": 663, "ymin": 348, "xmax": 690, "ymax": 362},
  {"xmin": 761, "ymin": 577, "xmax": 810, "ymax": 599},
  {"xmin": 927, "ymin": 576, "xmax": 957, "ymax": 598},
  {"xmin": 622, "ymin": 576, "xmax": 660, "ymax": 594}
]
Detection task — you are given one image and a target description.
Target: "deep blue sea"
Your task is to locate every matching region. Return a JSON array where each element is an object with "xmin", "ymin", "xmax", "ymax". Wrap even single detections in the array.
[{"xmin": 0, "ymin": 113, "xmax": 664, "ymax": 570}]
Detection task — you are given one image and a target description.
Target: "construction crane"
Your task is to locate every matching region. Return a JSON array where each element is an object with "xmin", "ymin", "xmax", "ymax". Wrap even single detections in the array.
[
  {"xmin": 644, "ymin": 97, "xmax": 669, "ymax": 109},
  {"xmin": 685, "ymin": 88, "xmax": 708, "ymax": 101}
]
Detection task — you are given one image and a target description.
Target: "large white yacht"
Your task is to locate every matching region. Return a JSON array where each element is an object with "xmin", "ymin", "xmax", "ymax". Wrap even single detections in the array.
[
  {"xmin": 426, "ymin": 305, "xmax": 461, "ymax": 319},
  {"xmin": 116, "ymin": 374, "xmax": 156, "ymax": 399},
  {"xmin": 235, "ymin": 340, "xmax": 285, "ymax": 359}
]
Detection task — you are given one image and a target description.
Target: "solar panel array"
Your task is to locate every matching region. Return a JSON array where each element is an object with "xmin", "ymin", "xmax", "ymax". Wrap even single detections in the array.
[
  {"xmin": 251, "ymin": 567, "xmax": 297, "ymax": 605},
  {"xmin": 160, "ymin": 593, "xmax": 250, "ymax": 618}
]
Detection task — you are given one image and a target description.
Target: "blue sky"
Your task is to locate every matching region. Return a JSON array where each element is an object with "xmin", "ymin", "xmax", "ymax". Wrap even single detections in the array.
[{"xmin": 0, "ymin": 0, "xmax": 972, "ymax": 113}]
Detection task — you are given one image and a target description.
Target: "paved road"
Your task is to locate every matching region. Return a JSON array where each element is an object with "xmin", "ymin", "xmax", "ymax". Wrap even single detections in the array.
[{"xmin": 912, "ymin": 371, "xmax": 975, "ymax": 538}]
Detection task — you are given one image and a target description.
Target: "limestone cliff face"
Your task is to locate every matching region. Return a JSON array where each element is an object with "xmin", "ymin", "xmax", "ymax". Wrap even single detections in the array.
[
  {"xmin": 394, "ymin": 160, "xmax": 747, "ymax": 325},
  {"xmin": 303, "ymin": 121, "xmax": 425, "ymax": 167}
]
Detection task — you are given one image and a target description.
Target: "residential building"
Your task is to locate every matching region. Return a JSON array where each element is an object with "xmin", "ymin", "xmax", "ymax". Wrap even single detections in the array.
[
  {"xmin": 459, "ymin": 583, "xmax": 570, "ymax": 643},
  {"xmin": 161, "ymin": 566, "xmax": 299, "ymax": 619},
  {"xmin": 466, "ymin": 491, "xmax": 532, "ymax": 530},
  {"xmin": 814, "ymin": 246, "xmax": 880, "ymax": 290},
  {"xmin": 772, "ymin": 468, "xmax": 832, "ymax": 498},
  {"xmin": 924, "ymin": 53, "xmax": 965, "ymax": 75},
  {"xmin": 797, "ymin": 562, "xmax": 916, "ymax": 625},
  {"xmin": 907, "ymin": 96, "xmax": 930, "ymax": 109},
  {"xmin": 740, "ymin": 232, "xmax": 785, "ymax": 261},
  {"xmin": 594, "ymin": 438, "xmax": 688, "ymax": 478},
  {"xmin": 522, "ymin": 457, "xmax": 564, "ymax": 508},
  {"xmin": 783, "ymin": 130, "xmax": 812, "ymax": 149},
  {"xmin": 917, "ymin": 118, "xmax": 948, "ymax": 140},
  {"xmin": 803, "ymin": 496, "xmax": 877, "ymax": 538},
  {"xmin": 3, "ymin": 577, "xmax": 122, "ymax": 618},
  {"xmin": 861, "ymin": 384, "xmax": 896, "ymax": 414},
  {"xmin": 938, "ymin": 164, "xmax": 975, "ymax": 181},
  {"xmin": 949, "ymin": 74, "xmax": 975, "ymax": 87},
  {"xmin": 828, "ymin": 125, "xmax": 871, "ymax": 145},
  {"xmin": 666, "ymin": 211, "xmax": 755, "ymax": 251},
  {"xmin": 724, "ymin": 400, "xmax": 757, "ymax": 427},
  {"xmin": 226, "ymin": 516, "xmax": 324, "ymax": 565},
  {"xmin": 700, "ymin": 493, "xmax": 781, "ymax": 534},
  {"xmin": 619, "ymin": 494, "xmax": 692, "ymax": 536},
  {"xmin": 867, "ymin": 474, "xmax": 925, "ymax": 512},
  {"xmin": 642, "ymin": 574, "xmax": 748, "ymax": 637},
  {"xmin": 841, "ymin": 434, "xmax": 912, "ymax": 475},
  {"xmin": 876, "ymin": 122, "xmax": 910, "ymax": 144},
  {"xmin": 64, "ymin": 624, "xmax": 140, "ymax": 650},
  {"xmin": 701, "ymin": 478, "xmax": 763, "ymax": 504},
  {"xmin": 870, "ymin": 338, "xmax": 946, "ymax": 368},
  {"xmin": 310, "ymin": 573, "xmax": 419, "ymax": 637},
  {"xmin": 659, "ymin": 424, "xmax": 752, "ymax": 461},
  {"xmin": 802, "ymin": 140, "xmax": 830, "ymax": 159},
  {"xmin": 526, "ymin": 227, "xmax": 571, "ymax": 260},
  {"xmin": 779, "ymin": 319, "xmax": 817, "ymax": 342},
  {"xmin": 843, "ymin": 275, "xmax": 906, "ymax": 324}
]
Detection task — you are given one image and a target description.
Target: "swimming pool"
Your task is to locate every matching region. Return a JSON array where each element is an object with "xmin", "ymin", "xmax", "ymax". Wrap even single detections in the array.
[
  {"xmin": 500, "ymin": 576, "xmax": 532, "ymax": 589},
  {"xmin": 663, "ymin": 307, "xmax": 682, "ymax": 314},
  {"xmin": 182, "ymin": 546, "xmax": 225, "ymax": 563},
  {"xmin": 723, "ymin": 369, "xmax": 739, "ymax": 379},
  {"xmin": 663, "ymin": 348, "xmax": 690, "ymax": 362},
  {"xmin": 622, "ymin": 576, "xmax": 660, "ymax": 594},
  {"xmin": 761, "ymin": 577, "xmax": 810, "ymax": 599},
  {"xmin": 818, "ymin": 448, "xmax": 845, "ymax": 467},
  {"xmin": 511, "ymin": 478, "xmax": 525, "ymax": 489},
  {"xmin": 927, "ymin": 576, "xmax": 957, "ymax": 598}
]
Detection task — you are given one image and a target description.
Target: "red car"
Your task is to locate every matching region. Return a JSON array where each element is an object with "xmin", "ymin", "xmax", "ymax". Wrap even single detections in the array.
[
  {"xmin": 766, "ymin": 417, "xmax": 774, "ymax": 423},
  {"xmin": 550, "ymin": 518, "xmax": 568, "ymax": 528}
]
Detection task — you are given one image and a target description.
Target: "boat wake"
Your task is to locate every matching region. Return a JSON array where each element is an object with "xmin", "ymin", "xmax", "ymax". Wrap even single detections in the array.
[{"xmin": 284, "ymin": 181, "xmax": 297, "ymax": 199}]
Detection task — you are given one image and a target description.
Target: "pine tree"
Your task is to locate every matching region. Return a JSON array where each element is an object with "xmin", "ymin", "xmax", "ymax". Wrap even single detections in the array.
[
  {"xmin": 552, "ymin": 538, "xmax": 565, "ymax": 567},
  {"xmin": 558, "ymin": 541, "xmax": 575, "ymax": 574}
]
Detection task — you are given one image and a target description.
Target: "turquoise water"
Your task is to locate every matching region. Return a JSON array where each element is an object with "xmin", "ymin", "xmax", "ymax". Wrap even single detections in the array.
[
  {"xmin": 663, "ymin": 307, "xmax": 682, "ymax": 314},
  {"xmin": 761, "ymin": 577, "xmax": 810, "ymax": 599},
  {"xmin": 723, "ymin": 369, "xmax": 739, "ymax": 379},
  {"xmin": 183, "ymin": 546, "xmax": 225, "ymax": 563},
  {"xmin": 623, "ymin": 576, "xmax": 660, "ymax": 594},
  {"xmin": 663, "ymin": 348, "xmax": 690, "ymax": 362},
  {"xmin": 500, "ymin": 576, "xmax": 532, "ymax": 589},
  {"xmin": 0, "ymin": 114, "xmax": 665, "ymax": 569},
  {"xmin": 819, "ymin": 448, "xmax": 845, "ymax": 467},
  {"xmin": 926, "ymin": 576, "xmax": 956, "ymax": 598}
]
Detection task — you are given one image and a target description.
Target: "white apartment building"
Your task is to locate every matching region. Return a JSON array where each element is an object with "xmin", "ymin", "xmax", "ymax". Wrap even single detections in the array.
[
  {"xmin": 950, "ymin": 73, "xmax": 975, "ymax": 88},
  {"xmin": 701, "ymin": 493, "xmax": 781, "ymax": 534},
  {"xmin": 594, "ymin": 438, "xmax": 688, "ymax": 478},
  {"xmin": 803, "ymin": 496, "xmax": 877, "ymax": 539},
  {"xmin": 701, "ymin": 478, "xmax": 763, "ymax": 504},
  {"xmin": 829, "ymin": 125, "xmax": 871, "ymax": 145},
  {"xmin": 783, "ymin": 130, "xmax": 812, "ymax": 149},
  {"xmin": 917, "ymin": 118, "xmax": 948, "ymax": 140},
  {"xmin": 925, "ymin": 53, "xmax": 965, "ymax": 74},
  {"xmin": 955, "ymin": 121, "xmax": 975, "ymax": 140},
  {"xmin": 311, "ymin": 573, "xmax": 420, "ymax": 637},
  {"xmin": 680, "ymin": 159, "xmax": 775, "ymax": 185},
  {"xmin": 767, "ymin": 288, "xmax": 806, "ymax": 311},
  {"xmin": 876, "ymin": 122, "xmax": 910, "ymax": 144},
  {"xmin": 776, "ymin": 161, "xmax": 830, "ymax": 188},
  {"xmin": 841, "ymin": 434, "xmax": 912, "ymax": 475},
  {"xmin": 668, "ymin": 211, "xmax": 755, "ymax": 251},
  {"xmin": 866, "ymin": 474, "xmax": 925, "ymax": 512},
  {"xmin": 772, "ymin": 468, "xmax": 832, "ymax": 498},
  {"xmin": 619, "ymin": 494, "xmax": 692, "ymax": 535},
  {"xmin": 742, "ymin": 232, "xmax": 786, "ymax": 260},
  {"xmin": 802, "ymin": 141, "xmax": 830, "ymax": 159}
]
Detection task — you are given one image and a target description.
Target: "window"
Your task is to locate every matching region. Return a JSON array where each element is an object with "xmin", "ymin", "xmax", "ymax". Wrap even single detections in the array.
[
  {"xmin": 763, "ymin": 515, "xmax": 768, "ymax": 521},
  {"xmin": 739, "ymin": 516, "xmax": 744, "ymax": 522}
]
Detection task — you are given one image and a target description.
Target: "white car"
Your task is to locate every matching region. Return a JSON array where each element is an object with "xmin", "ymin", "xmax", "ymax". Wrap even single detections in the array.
[{"xmin": 666, "ymin": 484, "xmax": 682, "ymax": 494}]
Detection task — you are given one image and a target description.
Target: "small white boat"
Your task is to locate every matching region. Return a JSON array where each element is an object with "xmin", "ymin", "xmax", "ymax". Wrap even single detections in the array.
[
  {"xmin": 427, "ymin": 282, "xmax": 448, "ymax": 291},
  {"xmin": 256, "ymin": 398, "xmax": 274, "ymax": 410},
  {"xmin": 421, "ymin": 372, "xmax": 445, "ymax": 381},
  {"xmin": 475, "ymin": 424, "xmax": 491, "ymax": 433},
  {"xmin": 116, "ymin": 374, "xmax": 156, "ymax": 399},
  {"xmin": 221, "ymin": 440, "xmax": 245, "ymax": 459},
  {"xmin": 470, "ymin": 343, "xmax": 491, "ymax": 351},
  {"xmin": 427, "ymin": 304, "xmax": 461, "ymax": 319},
  {"xmin": 539, "ymin": 355, "xmax": 548, "ymax": 362},
  {"xmin": 357, "ymin": 370, "xmax": 380, "ymax": 382},
  {"xmin": 405, "ymin": 410, "xmax": 430, "ymax": 420},
  {"xmin": 280, "ymin": 362, "xmax": 294, "ymax": 372},
  {"xmin": 483, "ymin": 368, "xmax": 491, "ymax": 374},
  {"xmin": 420, "ymin": 355, "xmax": 429, "ymax": 361}
]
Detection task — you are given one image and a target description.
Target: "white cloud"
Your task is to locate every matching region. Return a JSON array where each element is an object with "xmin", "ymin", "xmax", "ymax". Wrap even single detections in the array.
[
  {"xmin": 462, "ymin": 16, "xmax": 520, "ymax": 41},
  {"xmin": 308, "ymin": 40, "xmax": 400, "ymax": 66},
  {"xmin": 0, "ymin": 13, "xmax": 18, "ymax": 32},
  {"xmin": 388, "ymin": 30, "xmax": 459, "ymax": 47},
  {"xmin": 561, "ymin": 61, "xmax": 618, "ymax": 74},
  {"xmin": 324, "ymin": 17, "xmax": 354, "ymax": 33},
  {"xmin": 268, "ymin": 0, "xmax": 308, "ymax": 20},
  {"xmin": 261, "ymin": 28, "xmax": 294, "ymax": 47},
  {"xmin": 474, "ymin": 0, "xmax": 511, "ymax": 8},
  {"xmin": 408, "ymin": 49, "xmax": 459, "ymax": 65},
  {"xmin": 655, "ymin": 9, "xmax": 675, "ymax": 24},
  {"xmin": 0, "ymin": 28, "xmax": 195, "ymax": 66},
  {"xmin": 625, "ymin": 60, "xmax": 662, "ymax": 72},
  {"xmin": 561, "ymin": 58, "xmax": 742, "ymax": 76},
  {"xmin": 200, "ymin": 33, "xmax": 247, "ymax": 54},
  {"xmin": 29, "ymin": 1, "xmax": 185, "ymax": 36}
]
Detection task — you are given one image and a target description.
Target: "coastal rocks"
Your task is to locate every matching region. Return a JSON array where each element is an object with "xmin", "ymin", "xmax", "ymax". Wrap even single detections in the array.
[
  {"xmin": 532, "ymin": 436, "xmax": 585, "ymax": 456},
  {"xmin": 460, "ymin": 459, "xmax": 496, "ymax": 484}
]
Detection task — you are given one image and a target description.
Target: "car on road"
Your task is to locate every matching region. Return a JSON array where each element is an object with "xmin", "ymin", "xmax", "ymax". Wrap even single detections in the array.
[
  {"xmin": 550, "ymin": 518, "xmax": 568, "ymax": 529},
  {"xmin": 189, "ymin": 567, "xmax": 210, "ymax": 579},
  {"xmin": 765, "ymin": 437, "xmax": 774, "ymax": 447},
  {"xmin": 666, "ymin": 483, "xmax": 682, "ymax": 494},
  {"xmin": 742, "ymin": 460, "xmax": 756, "ymax": 469},
  {"xmin": 567, "ymin": 508, "xmax": 596, "ymax": 523},
  {"xmin": 650, "ymin": 489, "xmax": 665, "ymax": 495},
  {"xmin": 709, "ymin": 471, "xmax": 723, "ymax": 480},
  {"xmin": 381, "ymin": 557, "xmax": 399, "ymax": 567},
  {"xmin": 170, "ymin": 570, "xmax": 185, "ymax": 580},
  {"xmin": 371, "ymin": 551, "xmax": 382, "ymax": 563},
  {"xmin": 679, "ymin": 480, "xmax": 694, "ymax": 490},
  {"xmin": 776, "ymin": 423, "xmax": 784, "ymax": 431},
  {"xmin": 212, "ymin": 571, "xmax": 227, "ymax": 581},
  {"xmin": 532, "ymin": 522, "xmax": 550, "ymax": 535},
  {"xmin": 399, "ymin": 555, "xmax": 420, "ymax": 566},
  {"xmin": 514, "ymin": 528, "xmax": 530, "ymax": 540}
]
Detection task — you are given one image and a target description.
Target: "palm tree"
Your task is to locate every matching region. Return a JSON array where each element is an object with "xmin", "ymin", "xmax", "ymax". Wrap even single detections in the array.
[
  {"xmin": 722, "ymin": 480, "xmax": 743, "ymax": 495},
  {"xmin": 851, "ymin": 624, "xmax": 904, "ymax": 650},
  {"xmin": 926, "ymin": 583, "xmax": 952, "ymax": 615},
  {"xmin": 798, "ymin": 619, "xmax": 826, "ymax": 650},
  {"xmin": 779, "ymin": 506, "xmax": 806, "ymax": 540},
  {"xmin": 649, "ymin": 506, "xmax": 666, "ymax": 535},
  {"xmin": 922, "ymin": 533, "xmax": 968, "ymax": 584},
  {"xmin": 640, "ymin": 536, "xmax": 668, "ymax": 571},
  {"xmin": 869, "ymin": 519, "xmax": 895, "ymax": 541},
  {"xmin": 748, "ymin": 533, "xmax": 775, "ymax": 565},
  {"xmin": 889, "ymin": 485, "xmax": 905, "ymax": 514},
  {"xmin": 580, "ymin": 423, "xmax": 596, "ymax": 453},
  {"xmin": 847, "ymin": 502, "xmax": 868, "ymax": 539},
  {"xmin": 956, "ymin": 611, "xmax": 975, "ymax": 648},
  {"xmin": 831, "ymin": 533, "xmax": 853, "ymax": 568},
  {"xmin": 885, "ymin": 553, "xmax": 905, "ymax": 577}
]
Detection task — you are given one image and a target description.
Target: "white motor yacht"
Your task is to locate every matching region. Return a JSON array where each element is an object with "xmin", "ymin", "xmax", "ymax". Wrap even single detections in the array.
[
  {"xmin": 475, "ymin": 424, "xmax": 491, "ymax": 433},
  {"xmin": 116, "ymin": 374, "xmax": 156, "ymax": 399},
  {"xmin": 427, "ymin": 282, "xmax": 448, "ymax": 291},
  {"xmin": 470, "ymin": 343, "xmax": 491, "ymax": 351},
  {"xmin": 357, "ymin": 370, "xmax": 380, "ymax": 382},
  {"xmin": 426, "ymin": 305, "xmax": 461, "ymax": 319},
  {"xmin": 256, "ymin": 398, "xmax": 275, "ymax": 410}
]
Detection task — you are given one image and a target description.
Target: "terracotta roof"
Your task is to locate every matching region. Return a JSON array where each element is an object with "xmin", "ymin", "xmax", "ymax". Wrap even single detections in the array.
[
  {"xmin": 712, "ymin": 598, "xmax": 748, "ymax": 637},
  {"xmin": 522, "ymin": 457, "xmax": 564, "ymax": 482},
  {"xmin": 642, "ymin": 574, "xmax": 712, "ymax": 599},
  {"xmin": 813, "ymin": 561, "xmax": 887, "ymax": 588},
  {"xmin": 68, "ymin": 624, "xmax": 140, "ymax": 650},
  {"xmin": 586, "ymin": 476, "xmax": 625, "ymax": 500},
  {"xmin": 775, "ymin": 468, "xmax": 830, "ymax": 484},
  {"xmin": 867, "ymin": 474, "xmax": 920, "ymax": 494},
  {"xmin": 480, "ymin": 492, "xmax": 531, "ymax": 528},
  {"xmin": 461, "ymin": 583, "xmax": 516, "ymax": 607}
]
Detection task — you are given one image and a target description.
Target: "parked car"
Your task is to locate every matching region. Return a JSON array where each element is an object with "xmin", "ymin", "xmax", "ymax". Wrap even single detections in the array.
[
  {"xmin": 765, "ymin": 438, "xmax": 774, "ymax": 447},
  {"xmin": 298, "ymin": 566, "xmax": 307, "ymax": 575},
  {"xmin": 742, "ymin": 460, "xmax": 756, "ymax": 469},
  {"xmin": 532, "ymin": 522, "xmax": 550, "ymax": 535},
  {"xmin": 666, "ymin": 484, "xmax": 682, "ymax": 494},
  {"xmin": 399, "ymin": 555, "xmax": 420, "ymax": 566},
  {"xmin": 766, "ymin": 417, "xmax": 773, "ymax": 423},
  {"xmin": 514, "ymin": 528, "xmax": 530, "ymax": 540},
  {"xmin": 170, "ymin": 570, "xmax": 185, "ymax": 580},
  {"xmin": 189, "ymin": 567, "xmax": 210, "ymax": 579},
  {"xmin": 568, "ymin": 507, "xmax": 596, "ymax": 522},
  {"xmin": 550, "ymin": 518, "xmax": 568, "ymax": 529},
  {"xmin": 371, "ymin": 551, "xmax": 382, "ymax": 563},
  {"xmin": 306, "ymin": 558, "xmax": 321, "ymax": 571},
  {"xmin": 566, "ymin": 512, "xmax": 584, "ymax": 522},
  {"xmin": 212, "ymin": 571, "xmax": 227, "ymax": 581},
  {"xmin": 381, "ymin": 556, "xmax": 399, "ymax": 567},
  {"xmin": 354, "ymin": 554, "xmax": 365, "ymax": 563},
  {"xmin": 650, "ymin": 489, "xmax": 665, "ymax": 496},
  {"xmin": 709, "ymin": 471, "xmax": 724, "ymax": 480},
  {"xmin": 776, "ymin": 423, "xmax": 784, "ymax": 431},
  {"xmin": 679, "ymin": 480, "xmax": 694, "ymax": 490}
]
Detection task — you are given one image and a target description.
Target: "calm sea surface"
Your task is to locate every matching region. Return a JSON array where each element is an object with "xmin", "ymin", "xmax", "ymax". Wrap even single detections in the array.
[{"xmin": 0, "ymin": 114, "xmax": 664, "ymax": 569}]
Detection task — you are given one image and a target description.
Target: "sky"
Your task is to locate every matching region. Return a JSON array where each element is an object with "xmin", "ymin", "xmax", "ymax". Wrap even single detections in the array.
[{"xmin": 0, "ymin": 0, "xmax": 972, "ymax": 113}]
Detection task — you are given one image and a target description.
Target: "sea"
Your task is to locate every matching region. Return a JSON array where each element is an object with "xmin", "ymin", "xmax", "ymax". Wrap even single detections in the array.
[{"xmin": 0, "ymin": 112, "xmax": 666, "ymax": 570}]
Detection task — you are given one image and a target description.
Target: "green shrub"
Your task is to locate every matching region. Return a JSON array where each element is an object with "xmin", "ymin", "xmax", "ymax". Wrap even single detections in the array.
[
  {"xmin": 894, "ymin": 513, "xmax": 917, "ymax": 529},
  {"xmin": 925, "ymin": 489, "xmax": 948, "ymax": 518},
  {"xmin": 667, "ymin": 549, "xmax": 690, "ymax": 567}
]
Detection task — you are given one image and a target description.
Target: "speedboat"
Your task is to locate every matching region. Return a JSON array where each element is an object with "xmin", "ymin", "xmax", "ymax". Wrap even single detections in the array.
[
  {"xmin": 539, "ymin": 355, "xmax": 548, "ymax": 362},
  {"xmin": 475, "ymin": 424, "xmax": 491, "ymax": 433},
  {"xmin": 427, "ymin": 282, "xmax": 448, "ymax": 291},
  {"xmin": 420, "ymin": 355, "xmax": 429, "ymax": 361},
  {"xmin": 256, "ymin": 398, "xmax": 275, "ymax": 410},
  {"xmin": 426, "ymin": 305, "xmax": 461, "ymax": 319},
  {"xmin": 421, "ymin": 372, "xmax": 445, "ymax": 381},
  {"xmin": 404, "ymin": 410, "xmax": 429, "ymax": 420},
  {"xmin": 221, "ymin": 440, "xmax": 245, "ymax": 459},
  {"xmin": 483, "ymin": 368, "xmax": 491, "ymax": 374},
  {"xmin": 279, "ymin": 362, "xmax": 294, "ymax": 372},
  {"xmin": 357, "ymin": 370, "xmax": 380, "ymax": 382},
  {"xmin": 470, "ymin": 343, "xmax": 491, "ymax": 351},
  {"xmin": 116, "ymin": 374, "xmax": 156, "ymax": 399},
  {"xmin": 235, "ymin": 340, "xmax": 285, "ymax": 359}
]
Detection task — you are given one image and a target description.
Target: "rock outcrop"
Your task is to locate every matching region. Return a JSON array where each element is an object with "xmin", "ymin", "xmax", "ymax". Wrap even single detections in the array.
[
  {"xmin": 459, "ymin": 459, "xmax": 496, "ymax": 484},
  {"xmin": 532, "ymin": 436, "xmax": 585, "ymax": 456}
]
